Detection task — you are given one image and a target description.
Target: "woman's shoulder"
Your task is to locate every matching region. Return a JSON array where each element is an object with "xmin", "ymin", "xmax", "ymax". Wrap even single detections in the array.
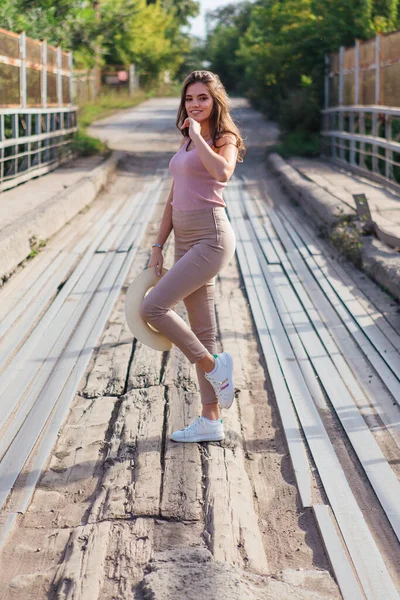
[{"xmin": 214, "ymin": 132, "xmax": 237, "ymax": 147}]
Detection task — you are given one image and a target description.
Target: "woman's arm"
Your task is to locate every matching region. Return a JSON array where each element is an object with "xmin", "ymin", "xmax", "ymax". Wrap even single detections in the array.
[
  {"xmin": 182, "ymin": 117, "xmax": 238, "ymax": 182},
  {"xmin": 193, "ymin": 133, "xmax": 238, "ymax": 183},
  {"xmin": 153, "ymin": 181, "xmax": 174, "ymax": 247},
  {"xmin": 148, "ymin": 180, "xmax": 174, "ymax": 275}
]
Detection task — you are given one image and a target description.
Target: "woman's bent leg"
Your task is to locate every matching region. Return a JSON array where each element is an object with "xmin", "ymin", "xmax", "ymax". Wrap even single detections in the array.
[{"xmin": 140, "ymin": 239, "xmax": 232, "ymax": 364}]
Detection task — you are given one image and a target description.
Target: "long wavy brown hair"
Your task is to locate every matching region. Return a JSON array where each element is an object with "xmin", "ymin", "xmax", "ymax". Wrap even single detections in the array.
[{"xmin": 176, "ymin": 70, "xmax": 246, "ymax": 163}]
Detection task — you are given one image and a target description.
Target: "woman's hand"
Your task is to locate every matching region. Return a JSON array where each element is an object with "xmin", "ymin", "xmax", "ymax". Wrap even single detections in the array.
[
  {"xmin": 180, "ymin": 116, "xmax": 201, "ymax": 141},
  {"xmin": 147, "ymin": 247, "xmax": 164, "ymax": 277}
]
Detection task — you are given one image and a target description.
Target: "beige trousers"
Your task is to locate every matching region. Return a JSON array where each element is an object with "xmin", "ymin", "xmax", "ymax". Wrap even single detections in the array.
[{"xmin": 140, "ymin": 206, "xmax": 236, "ymax": 404}]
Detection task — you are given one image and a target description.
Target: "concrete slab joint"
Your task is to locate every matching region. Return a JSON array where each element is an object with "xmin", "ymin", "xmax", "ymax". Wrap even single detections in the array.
[
  {"xmin": 267, "ymin": 152, "xmax": 400, "ymax": 303},
  {"xmin": 0, "ymin": 151, "xmax": 120, "ymax": 284}
]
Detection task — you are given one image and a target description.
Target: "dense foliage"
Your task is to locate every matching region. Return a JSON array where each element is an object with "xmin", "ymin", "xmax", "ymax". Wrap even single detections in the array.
[
  {"xmin": 0, "ymin": 0, "xmax": 200, "ymax": 85},
  {"xmin": 205, "ymin": 0, "xmax": 399, "ymax": 151}
]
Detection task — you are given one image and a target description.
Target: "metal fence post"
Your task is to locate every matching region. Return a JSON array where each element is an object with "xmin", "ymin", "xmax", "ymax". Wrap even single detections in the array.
[
  {"xmin": 385, "ymin": 116, "xmax": 393, "ymax": 180},
  {"xmin": 338, "ymin": 46, "xmax": 345, "ymax": 161},
  {"xmin": 129, "ymin": 64, "xmax": 135, "ymax": 96},
  {"xmin": 354, "ymin": 40, "xmax": 360, "ymax": 105},
  {"xmin": 0, "ymin": 114, "xmax": 3, "ymax": 185},
  {"xmin": 324, "ymin": 55, "xmax": 329, "ymax": 111},
  {"xmin": 339, "ymin": 46, "xmax": 344, "ymax": 106},
  {"xmin": 20, "ymin": 32, "xmax": 27, "ymax": 109},
  {"xmin": 41, "ymin": 40, "xmax": 47, "ymax": 108},
  {"xmin": 372, "ymin": 35, "xmax": 380, "ymax": 173},
  {"xmin": 323, "ymin": 55, "xmax": 330, "ymax": 157},
  {"xmin": 375, "ymin": 34, "xmax": 380, "ymax": 105},
  {"xmin": 357, "ymin": 40, "xmax": 365, "ymax": 168},
  {"xmin": 350, "ymin": 40, "xmax": 359, "ymax": 166},
  {"xmin": 11, "ymin": 113, "xmax": 18, "ymax": 176},
  {"xmin": 57, "ymin": 46, "xmax": 62, "ymax": 107},
  {"xmin": 68, "ymin": 52, "xmax": 73, "ymax": 106}
]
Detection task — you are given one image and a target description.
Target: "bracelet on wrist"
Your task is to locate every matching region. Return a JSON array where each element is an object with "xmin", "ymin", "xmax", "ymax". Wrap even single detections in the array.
[{"xmin": 152, "ymin": 243, "xmax": 163, "ymax": 250}]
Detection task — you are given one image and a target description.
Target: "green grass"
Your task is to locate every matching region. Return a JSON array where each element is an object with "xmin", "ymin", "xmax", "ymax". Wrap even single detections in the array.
[
  {"xmin": 70, "ymin": 130, "xmax": 107, "ymax": 156},
  {"xmin": 269, "ymin": 132, "xmax": 321, "ymax": 158},
  {"xmin": 77, "ymin": 89, "xmax": 148, "ymax": 129},
  {"xmin": 28, "ymin": 237, "xmax": 47, "ymax": 259},
  {"xmin": 145, "ymin": 81, "xmax": 182, "ymax": 98},
  {"xmin": 330, "ymin": 220, "xmax": 362, "ymax": 268}
]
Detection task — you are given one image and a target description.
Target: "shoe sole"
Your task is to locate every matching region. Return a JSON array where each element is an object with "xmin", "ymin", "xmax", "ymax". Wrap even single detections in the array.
[
  {"xmin": 170, "ymin": 433, "xmax": 225, "ymax": 443},
  {"xmin": 218, "ymin": 352, "xmax": 234, "ymax": 409}
]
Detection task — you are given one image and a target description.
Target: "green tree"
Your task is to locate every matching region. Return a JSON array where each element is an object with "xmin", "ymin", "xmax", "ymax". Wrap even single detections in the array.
[
  {"xmin": 0, "ymin": 0, "xmax": 200, "ymax": 82},
  {"xmin": 162, "ymin": 0, "xmax": 199, "ymax": 27},
  {"xmin": 206, "ymin": 1, "xmax": 254, "ymax": 92},
  {"xmin": 205, "ymin": 0, "xmax": 399, "ymax": 146}
]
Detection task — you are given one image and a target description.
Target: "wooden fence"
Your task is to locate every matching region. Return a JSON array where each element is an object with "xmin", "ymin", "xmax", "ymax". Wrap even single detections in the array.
[{"xmin": 322, "ymin": 30, "xmax": 400, "ymax": 189}]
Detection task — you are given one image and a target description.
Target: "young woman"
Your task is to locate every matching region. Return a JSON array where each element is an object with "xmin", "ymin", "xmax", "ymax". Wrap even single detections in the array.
[{"xmin": 140, "ymin": 70, "xmax": 245, "ymax": 443}]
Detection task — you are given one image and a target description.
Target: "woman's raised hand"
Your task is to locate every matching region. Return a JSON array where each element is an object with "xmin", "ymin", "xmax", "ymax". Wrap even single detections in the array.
[
  {"xmin": 147, "ymin": 247, "xmax": 164, "ymax": 277},
  {"xmin": 180, "ymin": 116, "xmax": 201, "ymax": 140}
]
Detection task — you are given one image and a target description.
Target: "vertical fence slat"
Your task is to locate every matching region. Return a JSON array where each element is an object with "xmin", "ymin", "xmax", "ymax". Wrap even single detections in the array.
[
  {"xmin": 385, "ymin": 116, "xmax": 393, "ymax": 180},
  {"xmin": 324, "ymin": 55, "xmax": 329, "ymax": 109},
  {"xmin": 372, "ymin": 35, "xmax": 381, "ymax": 174},
  {"xmin": 56, "ymin": 47, "xmax": 62, "ymax": 107},
  {"xmin": 20, "ymin": 32, "xmax": 27, "ymax": 109},
  {"xmin": 350, "ymin": 112, "xmax": 356, "ymax": 165},
  {"xmin": 323, "ymin": 55, "xmax": 330, "ymax": 157},
  {"xmin": 27, "ymin": 113, "xmax": 31, "ymax": 172},
  {"xmin": 375, "ymin": 34, "xmax": 380, "ymax": 105},
  {"xmin": 42, "ymin": 41, "xmax": 47, "ymax": 108},
  {"xmin": 355, "ymin": 40, "xmax": 360, "ymax": 105},
  {"xmin": 338, "ymin": 47, "xmax": 345, "ymax": 161},
  {"xmin": 359, "ymin": 111, "xmax": 365, "ymax": 169},
  {"xmin": 12, "ymin": 114, "xmax": 18, "ymax": 177},
  {"xmin": 372, "ymin": 112, "xmax": 378, "ymax": 174},
  {"xmin": 68, "ymin": 52, "xmax": 73, "ymax": 106},
  {"xmin": 36, "ymin": 107, "xmax": 41, "ymax": 168},
  {"xmin": 129, "ymin": 64, "xmax": 135, "ymax": 96},
  {"xmin": 0, "ymin": 114, "xmax": 4, "ymax": 184},
  {"xmin": 338, "ymin": 46, "xmax": 344, "ymax": 106}
]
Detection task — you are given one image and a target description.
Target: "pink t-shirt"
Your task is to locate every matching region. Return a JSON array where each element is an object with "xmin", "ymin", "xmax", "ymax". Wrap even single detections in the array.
[{"xmin": 169, "ymin": 137, "xmax": 227, "ymax": 212}]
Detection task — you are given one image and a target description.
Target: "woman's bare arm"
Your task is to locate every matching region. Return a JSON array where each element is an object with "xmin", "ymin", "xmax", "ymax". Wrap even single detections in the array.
[
  {"xmin": 153, "ymin": 181, "xmax": 174, "ymax": 247},
  {"xmin": 192, "ymin": 133, "xmax": 238, "ymax": 182}
]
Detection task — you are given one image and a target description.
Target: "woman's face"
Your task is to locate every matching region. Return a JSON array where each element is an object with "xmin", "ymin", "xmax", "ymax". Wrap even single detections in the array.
[{"xmin": 184, "ymin": 82, "xmax": 214, "ymax": 124}]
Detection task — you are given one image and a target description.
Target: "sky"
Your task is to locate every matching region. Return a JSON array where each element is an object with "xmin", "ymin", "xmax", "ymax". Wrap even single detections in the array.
[{"xmin": 186, "ymin": 0, "xmax": 238, "ymax": 40}]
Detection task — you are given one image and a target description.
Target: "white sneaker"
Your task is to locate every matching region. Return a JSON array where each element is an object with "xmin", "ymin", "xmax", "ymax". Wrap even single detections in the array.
[
  {"xmin": 204, "ymin": 352, "xmax": 235, "ymax": 409},
  {"xmin": 170, "ymin": 416, "xmax": 225, "ymax": 443}
]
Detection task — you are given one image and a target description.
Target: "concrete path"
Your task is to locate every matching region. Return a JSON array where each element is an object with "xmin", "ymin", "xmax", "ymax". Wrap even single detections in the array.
[
  {"xmin": 0, "ymin": 152, "xmax": 118, "ymax": 284},
  {"xmin": 289, "ymin": 157, "xmax": 400, "ymax": 247},
  {"xmin": 0, "ymin": 155, "xmax": 105, "ymax": 232}
]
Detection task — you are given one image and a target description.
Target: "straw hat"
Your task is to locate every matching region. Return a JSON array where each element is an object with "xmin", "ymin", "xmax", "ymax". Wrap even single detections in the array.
[{"xmin": 125, "ymin": 267, "xmax": 172, "ymax": 351}]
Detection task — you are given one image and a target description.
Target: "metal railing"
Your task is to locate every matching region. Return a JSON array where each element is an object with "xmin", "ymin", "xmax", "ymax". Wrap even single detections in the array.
[
  {"xmin": 322, "ymin": 31, "xmax": 400, "ymax": 190},
  {"xmin": 0, "ymin": 28, "xmax": 77, "ymax": 192},
  {"xmin": 0, "ymin": 108, "xmax": 77, "ymax": 192}
]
